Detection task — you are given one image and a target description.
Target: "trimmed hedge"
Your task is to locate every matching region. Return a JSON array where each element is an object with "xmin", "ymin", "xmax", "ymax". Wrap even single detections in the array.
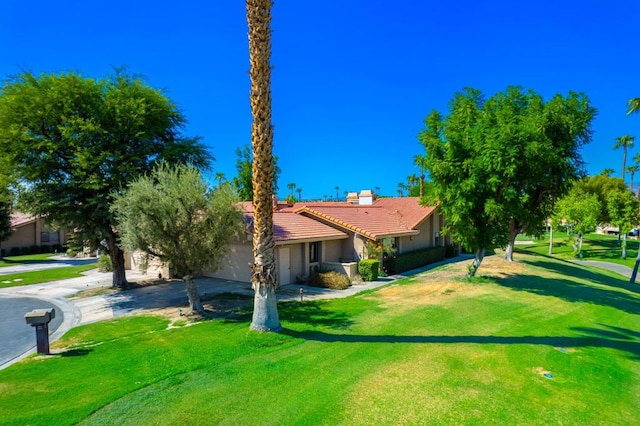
[
  {"xmin": 383, "ymin": 246, "xmax": 446, "ymax": 275},
  {"xmin": 308, "ymin": 270, "xmax": 351, "ymax": 290},
  {"xmin": 358, "ymin": 259, "xmax": 379, "ymax": 281}
]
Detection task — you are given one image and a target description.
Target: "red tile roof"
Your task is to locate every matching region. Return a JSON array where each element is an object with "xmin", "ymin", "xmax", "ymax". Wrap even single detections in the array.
[
  {"xmin": 240, "ymin": 197, "xmax": 436, "ymax": 242},
  {"xmin": 294, "ymin": 198, "xmax": 436, "ymax": 240},
  {"xmin": 246, "ymin": 212, "xmax": 348, "ymax": 243},
  {"xmin": 10, "ymin": 212, "xmax": 36, "ymax": 228}
]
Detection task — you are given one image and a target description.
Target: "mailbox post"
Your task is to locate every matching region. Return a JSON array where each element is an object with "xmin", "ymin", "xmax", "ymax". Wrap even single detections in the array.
[{"xmin": 24, "ymin": 308, "xmax": 56, "ymax": 355}]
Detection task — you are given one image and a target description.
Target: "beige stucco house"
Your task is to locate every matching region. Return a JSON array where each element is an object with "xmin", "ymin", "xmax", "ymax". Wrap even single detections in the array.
[
  {"xmin": 203, "ymin": 192, "xmax": 448, "ymax": 285},
  {"xmin": 2, "ymin": 213, "xmax": 68, "ymax": 255}
]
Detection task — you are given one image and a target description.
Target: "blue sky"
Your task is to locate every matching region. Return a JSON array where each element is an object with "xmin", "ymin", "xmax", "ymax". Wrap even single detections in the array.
[{"xmin": 3, "ymin": 1, "xmax": 639, "ymax": 200}]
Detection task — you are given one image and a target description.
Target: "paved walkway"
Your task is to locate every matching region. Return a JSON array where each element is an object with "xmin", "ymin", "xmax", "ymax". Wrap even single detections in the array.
[{"xmin": 569, "ymin": 259, "xmax": 639, "ymax": 282}]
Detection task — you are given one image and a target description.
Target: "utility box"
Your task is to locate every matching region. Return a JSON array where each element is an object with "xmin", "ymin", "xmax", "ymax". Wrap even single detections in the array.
[{"xmin": 24, "ymin": 308, "xmax": 56, "ymax": 355}]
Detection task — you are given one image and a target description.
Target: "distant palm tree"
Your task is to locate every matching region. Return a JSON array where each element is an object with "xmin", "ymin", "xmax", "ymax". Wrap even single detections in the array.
[
  {"xmin": 614, "ymin": 135, "xmax": 635, "ymax": 183},
  {"xmin": 601, "ymin": 168, "xmax": 616, "ymax": 177},
  {"xmin": 296, "ymin": 187, "xmax": 302, "ymax": 201},
  {"xmin": 214, "ymin": 172, "xmax": 225, "ymax": 188},
  {"xmin": 247, "ymin": 0, "xmax": 281, "ymax": 332},
  {"xmin": 407, "ymin": 174, "xmax": 418, "ymax": 190},
  {"xmin": 628, "ymin": 165, "xmax": 640, "ymax": 193},
  {"xmin": 627, "ymin": 98, "xmax": 640, "ymax": 115},
  {"xmin": 335, "ymin": 186, "xmax": 340, "ymax": 201},
  {"xmin": 414, "ymin": 154, "xmax": 428, "ymax": 197},
  {"xmin": 397, "ymin": 182, "xmax": 406, "ymax": 197},
  {"xmin": 375, "ymin": 186, "xmax": 380, "ymax": 196},
  {"xmin": 287, "ymin": 182, "xmax": 296, "ymax": 197}
]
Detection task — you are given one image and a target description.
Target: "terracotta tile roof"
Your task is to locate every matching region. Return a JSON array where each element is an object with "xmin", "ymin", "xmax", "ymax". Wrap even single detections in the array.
[
  {"xmin": 240, "ymin": 197, "xmax": 436, "ymax": 241},
  {"xmin": 292, "ymin": 198, "xmax": 435, "ymax": 240},
  {"xmin": 10, "ymin": 212, "xmax": 36, "ymax": 228},
  {"xmin": 246, "ymin": 212, "xmax": 348, "ymax": 243}
]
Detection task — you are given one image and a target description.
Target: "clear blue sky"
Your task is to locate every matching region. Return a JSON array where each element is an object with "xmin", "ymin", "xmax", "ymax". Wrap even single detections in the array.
[{"xmin": 3, "ymin": 1, "xmax": 639, "ymax": 200}]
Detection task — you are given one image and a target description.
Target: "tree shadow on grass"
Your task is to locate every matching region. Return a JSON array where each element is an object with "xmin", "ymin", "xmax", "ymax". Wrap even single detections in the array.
[
  {"xmin": 282, "ymin": 325, "xmax": 640, "ymax": 361},
  {"xmin": 518, "ymin": 257, "xmax": 639, "ymax": 294},
  {"xmin": 489, "ymin": 273, "xmax": 640, "ymax": 315},
  {"xmin": 58, "ymin": 348, "xmax": 93, "ymax": 357},
  {"xmin": 278, "ymin": 300, "xmax": 355, "ymax": 330}
]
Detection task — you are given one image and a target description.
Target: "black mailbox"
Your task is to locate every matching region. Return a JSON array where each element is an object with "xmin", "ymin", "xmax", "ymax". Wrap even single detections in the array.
[{"xmin": 24, "ymin": 308, "xmax": 56, "ymax": 355}]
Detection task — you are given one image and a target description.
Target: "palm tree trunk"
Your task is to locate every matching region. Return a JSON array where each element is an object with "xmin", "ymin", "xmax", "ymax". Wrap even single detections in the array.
[{"xmin": 247, "ymin": 0, "xmax": 281, "ymax": 332}]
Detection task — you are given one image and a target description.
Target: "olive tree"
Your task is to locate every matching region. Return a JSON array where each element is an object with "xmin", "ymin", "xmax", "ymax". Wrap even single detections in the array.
[{"xmin": 111, "ymin": 163, "xmax": 244, "ymax": 315}]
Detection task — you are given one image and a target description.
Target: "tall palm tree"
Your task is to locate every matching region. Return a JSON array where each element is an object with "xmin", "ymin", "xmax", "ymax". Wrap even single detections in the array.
[
  {"xmin": 414, "ymin": 154, "xmax": 428, "ymax": 197},
  {"xmin": 614, "ymin": 135, "xmax": 635, "ymax": 183},
  {"xmin": 296, "ymin": 187, "xmax": 302, "ymax": 201},
  {"xmin": 247, "ymin": 0, "xmax": 281, "ymax": 332},
  {"xmin": 287, "ymin": 182, "xmax": 296, "ymax": 197},
  {"xmin": 628, "ymin": 165, "xmax": 640, "ymax": 193},
  {"xmin": 335, "ymin": 186, "xmax": 340, "ymax": 201},
  {"xmin": 627, "ymin": 98, "xmax": 640, "ymax": 115}
]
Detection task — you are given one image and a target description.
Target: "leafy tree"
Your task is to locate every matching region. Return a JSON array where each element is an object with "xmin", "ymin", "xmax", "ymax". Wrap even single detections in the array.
[
  {"xmin": 614, "ymin": 135, "xmax": 635, "ymax": 183},
  {"xmin": 232, "ymin": 144, "xmax": 280, "ymax": 201},
  {"xmin": 606, "ymin": 189, "xmax": 640, "ymax": 259},
  {"xmin": 600, "ymin": 168, "xmax": 616, "ymax": 177},
  {"xmin": 112, "ymin": 163, "xmax": 244, "ymax": 314},
  {"xmin": 0, "ymin": 71, "xmax": 211, "ymax": 287},
  {"xmin": 555, "ymin": 192, "xmax": 601, "ymax": 256},
  {"xmin": 421, "ymin": 86, "xmax": 595, "ymax": 276},
  {"xmin": 571, "ymin": 174, "xmax": 628, "ymax": 224},
  {"xmin": 247, "ymin": 0, "xmax": 281, "ymax": 332},
  {"xmin": 0, "ymin": 185, "xmax": 12, "ymax": 259}
]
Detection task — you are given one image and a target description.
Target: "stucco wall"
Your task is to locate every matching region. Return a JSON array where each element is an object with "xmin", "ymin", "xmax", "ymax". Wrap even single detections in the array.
[
  {"xmin": 204, "ymin": 243, "xmax": 252, "ymax": 283},
  {"xmin": 323, "ymin": 239, "xmax": 343, "ymax": 262}
]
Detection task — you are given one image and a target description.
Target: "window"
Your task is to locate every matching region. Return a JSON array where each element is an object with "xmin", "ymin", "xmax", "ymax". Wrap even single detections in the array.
[{"xmin": 309, "ymin": 242, "xmax": 320, "ymax": 263}]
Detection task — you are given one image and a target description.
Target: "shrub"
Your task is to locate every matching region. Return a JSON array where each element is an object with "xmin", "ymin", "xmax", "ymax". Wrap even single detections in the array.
[
  {"xmin": 358, "ymin": 259, "xmax": 379, "ymax": 281},
  {"xmin": 383, "ymin": 246, "xmax": 446, "ymax": 275},
  {"xmin": 308, "ymin": 270, "xmax": 351, "ymax": 290},
  {"xmin": 10, "ymin": 247, "xmax": 20, "ymax": 256},
  {"xmin": 97, "ymin": 255, "xmax": 113, "ymax": 272},
  {"xmin": 66, "ymin": 248, "xmax": 78, "ymax": 258},
  {"xmin": 445, "ymin": 243, "xmax": 457, "ymax": 258},
  {"xmin": 20, "ymin": 246, "xmax": 30, "ymax": 255}
]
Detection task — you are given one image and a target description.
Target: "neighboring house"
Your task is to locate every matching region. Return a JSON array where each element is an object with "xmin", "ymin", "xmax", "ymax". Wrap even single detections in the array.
[
  {"xmin": 1, "ymin": 213, "xmax": 68, "ymax": 255},
  {"xmin": 202, "ymin": 191, "xmax": 448, "ymax": 285}
]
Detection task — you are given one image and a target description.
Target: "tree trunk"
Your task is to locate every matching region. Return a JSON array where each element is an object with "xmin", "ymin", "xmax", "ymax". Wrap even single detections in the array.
[
  {"xmin": 622, "ymin": 233, "xmax": 627, "ymax": 260},
  {"xmin": 578, "ymin": 234, "xmax": 584, "ymax": 256},
  {"xmin": 184, "ymin": 275, "xmax": 205, "ymax": 315},
  {"xmin": 548, "ymin": 224, "xmax": 553, "ymax": 255},
  {"xmin": 247, "ymin": 0, "xmax": 281, "ymax": 332},
  {"xmin": 466, "ymin": 248, "xmax": 486, "ymax": 278},
  {"xmin": 105, "ymin": 231, "xmax": 128, "ymax": 288},
  {"xmin": 504, "ymin": 220, "xmax": 525, "ymax": 262},
  {"xmin": 631, "ymin": 241, "xmax": 640, "ymax": 284}
]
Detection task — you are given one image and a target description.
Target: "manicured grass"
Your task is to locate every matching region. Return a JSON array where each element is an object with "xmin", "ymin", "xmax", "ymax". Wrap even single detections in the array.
[
  {"xmin": 0, "ymin": 264, "xmax": 98, "ymax": 288},
  {"xmin": 0, "ymin": 253, "xmax": 57, "ymax": 267},
  {"xmin": 0, "ymin": 253, "xmax": 638, "ymax": 424},
  {"xmin": 518, "ymin": 231, "xmax": 640, "ymax": 268}
]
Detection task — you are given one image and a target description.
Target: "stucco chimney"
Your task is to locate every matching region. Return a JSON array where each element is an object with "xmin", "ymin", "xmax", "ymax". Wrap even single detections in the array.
[
  {"xmin": 359, "ymin": 190, "xmax": 373, "ymax": 205},
  {"xmin": 346, "ymin": 192, "xmax": 359, "ymax": 204}
]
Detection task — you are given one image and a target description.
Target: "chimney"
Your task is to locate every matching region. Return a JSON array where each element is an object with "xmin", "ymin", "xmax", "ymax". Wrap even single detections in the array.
[
  {"xmin": 346, "ymin": 192, "xmax": 359, "ymax": 204},
  {"xmin": 358, "ymin": 190, "xmax": 373, "ymax": 205}
]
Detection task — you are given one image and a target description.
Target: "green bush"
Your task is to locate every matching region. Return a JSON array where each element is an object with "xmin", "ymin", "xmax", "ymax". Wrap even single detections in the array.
[
  {"xmin": 97, "ymin": 255, "xmax": 113, "ymax": 272},
  {"xmin": 10, "ymin": 247, "xmax": 19, "ymax": 256},
  {"xmin": 358, "ymin": 259, "xmax": 379, "ymax": 281},
  {"xmin": 383, "ymin": 246, "xmax": 446, "ymax": 275},
  {"xmin": 308, "ymin": 270, "xmax": 351, "ymax": 290}
]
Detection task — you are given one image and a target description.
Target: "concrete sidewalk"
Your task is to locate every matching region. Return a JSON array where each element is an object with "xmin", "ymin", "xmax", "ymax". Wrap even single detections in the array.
[{"xmin": 569, "ymin": 259, "xmax": 639, "ymax": 282}]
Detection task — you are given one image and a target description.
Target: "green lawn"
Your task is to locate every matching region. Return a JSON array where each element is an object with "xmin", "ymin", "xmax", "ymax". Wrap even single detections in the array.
[
  {"xmin": 518, "ymin": 231, "xmax": 640, "ymax": 268},
  {"xmin": 0, "ymin": 253, "xmax": 57, "ymax": 267},
  {"xmin": 0, "ymin": 264, "xmax": 99, "ymax": 288},
  {"xmin": 0, "ymin": 253, "xmax": 637, "ymax": 424}
]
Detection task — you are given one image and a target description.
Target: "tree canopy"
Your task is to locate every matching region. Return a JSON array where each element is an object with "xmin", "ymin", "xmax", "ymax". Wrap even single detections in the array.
[
  {"xmin": 232, "ymin": 144, "xmax": 280, "ymax": 202},
  {"xmin": 420, "ymin": 86, "xmax": 596, "ymax": 276},
  {"xmin": 0, "ymin": 71, "xmax": 211, "ymax": 286},
  {"xmin": 112, "ymin": 163, "xmax": 244, "ymax": 314}
]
